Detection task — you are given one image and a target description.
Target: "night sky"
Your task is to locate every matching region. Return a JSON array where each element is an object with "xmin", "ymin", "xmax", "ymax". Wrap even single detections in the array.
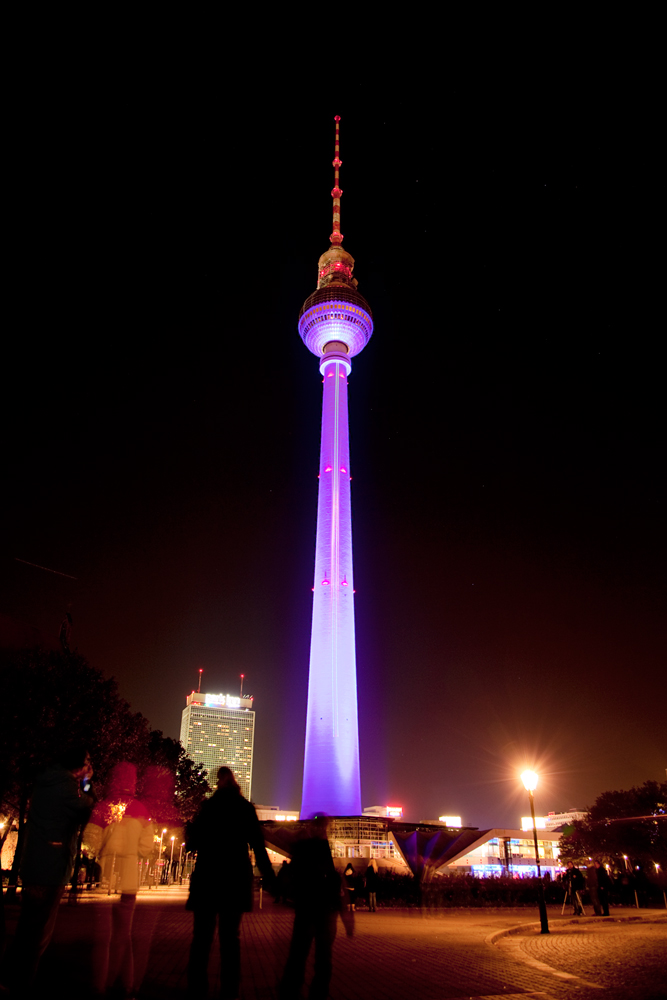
[{"xmin": 3, "ymin": 67, "xmax": 664, "ymax": 830}]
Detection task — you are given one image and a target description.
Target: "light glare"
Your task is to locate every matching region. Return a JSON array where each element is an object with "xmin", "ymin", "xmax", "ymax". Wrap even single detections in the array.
[{"xmin": 521, "ymin": 769, "xmax": 539, "ymax": 791}]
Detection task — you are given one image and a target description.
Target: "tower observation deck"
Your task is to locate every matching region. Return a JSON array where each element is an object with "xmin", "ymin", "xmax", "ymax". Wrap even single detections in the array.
[{"xmin": 298, "ymin": 117, "xmax": 373, "ymax": 818}]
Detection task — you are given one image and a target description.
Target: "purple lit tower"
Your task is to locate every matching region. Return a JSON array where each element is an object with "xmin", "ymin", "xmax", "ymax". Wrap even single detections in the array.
[{"xmin": 298, "ymin": 117, "xmax": 373, "ymax": 817}]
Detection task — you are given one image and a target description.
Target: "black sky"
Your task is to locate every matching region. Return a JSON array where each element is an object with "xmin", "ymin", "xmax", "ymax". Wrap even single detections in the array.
[{"xmin": 3, "ymin": 62, "xmax": 664, "ymax": 829}]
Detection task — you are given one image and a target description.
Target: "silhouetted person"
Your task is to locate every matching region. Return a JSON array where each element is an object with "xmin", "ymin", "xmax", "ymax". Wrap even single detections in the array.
[
  {"xmin": 2, "ymin": 745, "xmax": 93, "ymax": 995},
  {"xmin": 279, "ymin": 816, "xmax": 353, "ymax": 1000},
  {"xmin": 586, "ymin": 863, "xmax": 602, "ymax": 915},
  {"xmin": 275, "ymin": 860, "xmax": 291, "ymax": 904},
  {"xmin": 185, "ymin": 766, "xmax": 275, "ymax": 1000},
  {"xmin": 595, "ymin": 860, "xmax": 611, "ymax": 915},
  {"xmin": 343, "ymin": 863, "xmax": 357, "ymax": 910},
  {"xmin": 564, "ymin": 861, "xmax": 585, "ymax": 915},
  {"xmin": 365, "ymin": 859, "xmax": 379, "ymax": 911}
]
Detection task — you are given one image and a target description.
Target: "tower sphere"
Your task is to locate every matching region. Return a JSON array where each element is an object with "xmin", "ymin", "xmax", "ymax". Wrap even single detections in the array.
[{"xmin": 298, "ymin": 247, "xmax": 373, "ymax": 358}]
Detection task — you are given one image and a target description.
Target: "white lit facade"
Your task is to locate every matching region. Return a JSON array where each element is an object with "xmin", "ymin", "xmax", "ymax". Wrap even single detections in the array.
[
  {"xmin": 180, "ymin": 691, "xmax": 255, "ymax": 799},
  {"xmin": 363, "ymin": 805, "xmax": 403, "ymax": 819},
  {"xmin": 255, "ymin": 805, "xmax": 299, "ymax": 822},
  {"xmin": 440, "ymin": 827, "xmax": 562, "ymax": 878},
  {"xmin": 544, "ymin": 809, "xmax": 588, "ymax": 829}
]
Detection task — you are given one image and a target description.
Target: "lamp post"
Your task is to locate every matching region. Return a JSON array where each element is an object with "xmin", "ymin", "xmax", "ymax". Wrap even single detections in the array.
[
  {"xmin": 656, "ymin": 864, "xmax": 667, "ymax": 909},
  {"xmin": 521, "ymin": 769, "xmax": 550, "ymax": 934},
  {"xmin": 169, "ymin": 836, "xmax": 175, "ymax": 883},
  {"xmin": 158, "ymin": 828, "xmax": 167, "ymax": 885}
]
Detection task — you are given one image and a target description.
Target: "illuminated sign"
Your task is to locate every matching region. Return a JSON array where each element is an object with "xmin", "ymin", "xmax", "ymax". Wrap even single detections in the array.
[
  {"xmin": 386, "ymin": 806, "xmax": 403, "ymax": 818},
  {"xmin": 439, "ymin": 815, "xmax": 462, "ymax": 826},
  {"xmin": 204, "ymin": 693, "xmax": 242, "ymax": 709},
  {"xmin": 521, "ymin": 816, "xmax": 546, "ymax": 831}
]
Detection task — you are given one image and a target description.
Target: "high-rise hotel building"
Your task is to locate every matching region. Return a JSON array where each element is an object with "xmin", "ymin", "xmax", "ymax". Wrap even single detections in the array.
[{"xmin": 179, "ymin": 691, "xmax": 255, "ymax": 798}]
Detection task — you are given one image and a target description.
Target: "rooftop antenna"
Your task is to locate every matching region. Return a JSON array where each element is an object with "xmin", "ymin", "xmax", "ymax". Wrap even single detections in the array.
[
  {"xmin": 240, "ymin": 673, "xmax": 244, "ymax": 698},
  {"xmin": 197, "ymin": 668, "xmax": 203, "ymax": 693},
  {"xmin": 330, "ymin": 115, "xmax": 343, "ymax": 246}
]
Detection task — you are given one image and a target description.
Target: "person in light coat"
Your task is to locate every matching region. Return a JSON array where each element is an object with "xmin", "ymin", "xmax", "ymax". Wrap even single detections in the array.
[{"xmin": 87, "ymin": 764, "xmax": 154, "ymax": 999}]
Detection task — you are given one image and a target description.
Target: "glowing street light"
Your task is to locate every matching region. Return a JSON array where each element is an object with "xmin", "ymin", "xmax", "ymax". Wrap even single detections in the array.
[{"xmin": 521, "ymin": 769, "xmax": 550, "ymax": 935}]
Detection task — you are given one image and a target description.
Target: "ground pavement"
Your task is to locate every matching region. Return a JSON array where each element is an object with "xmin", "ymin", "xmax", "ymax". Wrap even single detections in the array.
[{"xmin": 1, "ymin": 888, "xmax": 665, "ymax": 999}]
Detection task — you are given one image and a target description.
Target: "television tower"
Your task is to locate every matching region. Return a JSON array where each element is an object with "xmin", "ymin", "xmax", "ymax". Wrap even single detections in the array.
[{"xmin": 298, "ymin": 117, "xmax": 373, "ymax": 817}]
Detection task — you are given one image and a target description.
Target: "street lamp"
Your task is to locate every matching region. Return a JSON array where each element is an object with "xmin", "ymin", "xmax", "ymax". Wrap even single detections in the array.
[
  {"xmin": 178, "ymin": 841, "xmax": 185, "ymax": 883},
  {"xmin": 169, "ymin": 836, "xmax": 176, "ymax": 882},
  {"xmin": 521, "ymin": 769, "xmax": 550, "ymax": 934}
]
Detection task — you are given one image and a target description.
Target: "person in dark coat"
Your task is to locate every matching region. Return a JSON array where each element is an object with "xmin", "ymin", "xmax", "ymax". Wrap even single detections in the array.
[
  {"xmin": 365, "ymin": 859, "xmax": 379, "ymax": 911},
  {"xmin": 586, "ymin": 863, "xmax": 602, "ymax": 915},
  {"xmin": 279, "ymin": 816, "xmax": 353, "ymax": 1000},
  {"xmin": 595, "ymin": 860, "xmax": 612, "ymax": 916},
  {"xmin": 343, "ymin": 863, "xmax": 357, "ymax": 911},
  {"xmin": 3, "ymin": 746, "xmax": 94, "ymax": 994},
  {"xmin": 275, "ymin": 860, "xmax": 291, "ymax": 904},
  {"xmin": 564, "ymin": 861, "xmax": 585, "ymax": 915},
  {"xmin": 185, "ymin": 766, "xmax": 275, "ymax": 1000}
]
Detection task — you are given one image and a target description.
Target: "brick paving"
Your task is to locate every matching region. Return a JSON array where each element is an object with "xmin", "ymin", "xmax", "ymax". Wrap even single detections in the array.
[
  {"xmin": 2, "ymin": 890, "xmax": 665, "ymax": 999},
  {"xmin": 497, "ymin": 914, "xmax": 667, "ymax": 1000}
]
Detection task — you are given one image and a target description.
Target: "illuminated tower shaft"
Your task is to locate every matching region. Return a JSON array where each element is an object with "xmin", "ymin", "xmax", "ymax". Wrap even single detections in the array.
[
  {"xmin": 299, "ymin": 117, "xmax": 373, "ymax": 817},
  {"xmin": 302, "ymin": 353, "xmax": 359, "ymax": 816}
]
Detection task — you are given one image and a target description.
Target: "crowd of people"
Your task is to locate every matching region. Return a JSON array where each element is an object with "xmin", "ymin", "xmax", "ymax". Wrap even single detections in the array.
[
  {"xmin": 561, "ymin": 859, "xmax": 613, "ymax": 916},
  {"xmin": 0, "ymin": 753, "xmax": 367, "ymax": 999}
]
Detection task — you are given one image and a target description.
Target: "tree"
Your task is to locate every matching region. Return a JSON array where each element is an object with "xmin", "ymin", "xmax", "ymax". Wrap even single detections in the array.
[
  {"xmin": 0, "ymin": 646, "xmax": 207, "ymax": 889},
  {"xmin": 558, "ymin": 780, "xmax": 667, "ymax": 873},
  {"xmin": 0, "ymin": 647, "xmax": 148, "ymax": 823},
  {"xmin": 0, "ymin": 646, "xmax": 150, "ymax": 893},
  {"xmin": 142, "ymin": 730, "xmax": 209, "ymax": 824}
]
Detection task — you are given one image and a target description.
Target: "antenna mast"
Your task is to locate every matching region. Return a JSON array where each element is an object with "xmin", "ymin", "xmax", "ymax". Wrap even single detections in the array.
[
  {"xmin": 197, "ymin": 668, "xmax": 203, "ymax": 693},
  {"xmin": 330, "ymin": 116, "xmax": 343, "ymax": 245}
]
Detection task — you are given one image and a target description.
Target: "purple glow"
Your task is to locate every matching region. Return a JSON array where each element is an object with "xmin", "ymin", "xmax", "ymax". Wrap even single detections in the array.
[{"xmin": 301, "ymin": 355, "xmax": 363, "ymax": 817}]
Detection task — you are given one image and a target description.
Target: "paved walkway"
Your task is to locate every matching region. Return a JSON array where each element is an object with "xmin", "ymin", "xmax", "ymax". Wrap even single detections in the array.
[{"xmin": 2, "ymin": 889, "xmax": 665, "ymax": 999}]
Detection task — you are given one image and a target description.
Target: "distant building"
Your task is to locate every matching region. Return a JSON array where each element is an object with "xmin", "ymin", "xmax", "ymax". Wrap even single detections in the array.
[
  {"xmin": 521, "ymin": 810, "xmax": 588, "ymax": 831},
  {"xmin": 179, "ymin": 691, "xmax": 255, "ymax": 799},
  {"xmin": 414, "ymin": 816, "xmax": 463, "ymax": 827},
  {"xmin": 363, "ymin": 805, "xmax": 403, "ymax": 819},
  {"xmin": 255, "ymin": 805, "xmax": 299, "ymax": 822},
  {"xmin": 544, "ymin": 809, "xmax": 588, "ymax": 830}
]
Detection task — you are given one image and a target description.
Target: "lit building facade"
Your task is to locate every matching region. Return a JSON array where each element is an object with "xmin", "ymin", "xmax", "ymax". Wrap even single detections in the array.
[
  {"xmin": 363, "ymin": 805, "xmax": 404, "ymax": 819},
  {"xmin": 544, "ymin": 809, "xmax": 588, "ymax": 829},
  {"xmin": 298, "ymin": 117, "xmax": 373, "ymax": 818},
  {"xmin": 255, "ymin": 805, "xmax": 299, "ymax": 822},
  {"xmin": 440, "ymin": 828, "xmax": 562, "ymax": 878},
  {"xmin": 180, "ymin": 691, "xmax": 255, "ymax": 798}
]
